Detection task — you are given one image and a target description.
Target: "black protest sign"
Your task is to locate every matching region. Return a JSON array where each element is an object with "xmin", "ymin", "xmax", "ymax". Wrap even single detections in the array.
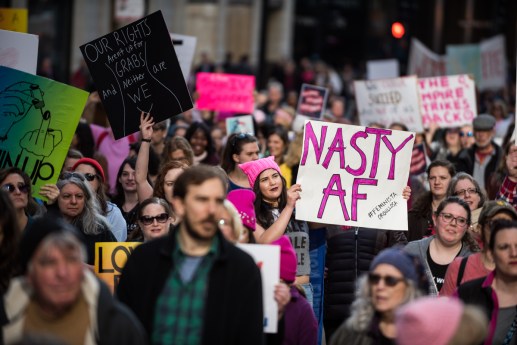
[{"xmin": 80, "ymin": 11, "xmax": 192, "ymax": 139}]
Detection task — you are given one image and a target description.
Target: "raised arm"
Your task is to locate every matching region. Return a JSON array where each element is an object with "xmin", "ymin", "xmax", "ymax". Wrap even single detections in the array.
[{"xmin": 135, "ymin": 112, "xmax": 155, "ymax": 202}]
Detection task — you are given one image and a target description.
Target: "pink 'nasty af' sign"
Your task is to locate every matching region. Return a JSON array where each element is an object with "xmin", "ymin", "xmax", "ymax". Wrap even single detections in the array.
[{"xmin": 196, "ymin": 72, "xmax": 255, "ymax": 113}]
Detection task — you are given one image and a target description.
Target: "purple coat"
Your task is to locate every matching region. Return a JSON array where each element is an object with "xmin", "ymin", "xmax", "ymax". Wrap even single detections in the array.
[{"xmin": 283, "ymin": 286, "xmax": 318, "ymax": 345}]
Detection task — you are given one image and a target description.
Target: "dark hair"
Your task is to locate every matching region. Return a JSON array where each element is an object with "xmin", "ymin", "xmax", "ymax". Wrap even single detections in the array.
[
  {"xmin": 173, "ymin": 165, "xmax": 226, "ymax": 200},
  {"xmin": 74, "ymin": 121, "xmax": 94, "ymax": 158},
  {"xmin": 426, "ymin": 159, "xmax": 456, "ymax": 178},
  {"xmin": 153, "ymin": 160, "xmax": 189, "ymax": 200},
  {"xmin": 220, "ymin": 133, "xmax": 259, "ymax": 173},
  {"xmin": 138, "ymin": 197, "xmax": 172, "ymax": 218},
  {"xmin": 67, "ymin": 149, "xmax": 84, "ymax": 160},
  {"xmin": 163, "ymin": 136, "xmax": 194, "ymax": 166},
  {"xmin": 389, "ymin": 122, "xmax": 409, "ymax": 131},
  {"xmin": 489, "ymin": 219, "xmax": 517, "ymax": 252},
  {"xmin": 0, "ymin": 167, "xmax": 41, "ymax": 216},
  {"xmin": 435, "ymin": 196, "xmax": 472, "ymax": 225},
  {"xmin": 253, "ymin": 171, "xmax": 288, "ymax": 228},
  {"xmin": 112, "ymin": 157, "xmax": 137, "ymax": 206},
  {"xmin": 185, "ymin": 122, "xmax": 216, "ymax": 157},
  {"xmin": 0, "ymin": 190, "xmax": 20, "ymax": 293}
]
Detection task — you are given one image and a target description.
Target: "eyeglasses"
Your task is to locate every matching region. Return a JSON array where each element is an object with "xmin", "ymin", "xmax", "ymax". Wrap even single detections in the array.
[
  {"xmin": 460, "ymin": 131, "xmax": 473, "ymax": 138},
  {"xmin": 139, "ymin": 213, "xmax": 169, "ymax": 225},
  {"xmin": 60, "ymin": 172, "xmax": 98, "ymax": 182},
  {"xmin": 231, "ymin": 133, "xmax": 253, "ymax": 147},
  {"xmin": 439, "ymin": 213, "xmax": 469, "ymax": 227},
  {"xmin": 1, "ymin": 183, "xmax": 29, "ymax": 194},
  {"xmin": 368, "ymin": 273, "xmax": 405, "ymax": 287},
  {"xmin": 454, "ymin": 188, "xmax": 478, "ymax": 197}
]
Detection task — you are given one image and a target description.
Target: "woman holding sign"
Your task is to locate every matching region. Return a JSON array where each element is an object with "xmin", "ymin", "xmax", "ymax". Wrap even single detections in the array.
[{"xmin": 239, "ymin": 156, "xmax": 313, "ymax": 304}]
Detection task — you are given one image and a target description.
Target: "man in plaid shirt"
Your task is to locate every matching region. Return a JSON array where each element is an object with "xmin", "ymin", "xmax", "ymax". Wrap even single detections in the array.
[{"xmin": 117, "ymin": 165, "xmax": 264, "ymax": 345}]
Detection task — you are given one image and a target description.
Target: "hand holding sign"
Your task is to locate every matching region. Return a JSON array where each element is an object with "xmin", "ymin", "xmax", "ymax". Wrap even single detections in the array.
[{"xmin": 287, "ymin": 184, "xmax": 302, "ymax": 208}]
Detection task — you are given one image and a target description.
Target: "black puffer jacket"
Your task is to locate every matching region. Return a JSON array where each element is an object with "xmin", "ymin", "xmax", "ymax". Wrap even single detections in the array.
[{"xmin": 324, "ymin": 226, "xmax": 407, "ymax": 340}]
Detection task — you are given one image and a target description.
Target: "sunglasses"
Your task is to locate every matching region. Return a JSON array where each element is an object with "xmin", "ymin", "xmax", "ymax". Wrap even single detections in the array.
[
  {"xmin": 139, "ymin": 213, "xmax": 169, "ymax": 225},
  {"xmin": 460, "ymin": 131, "xmax": 473, "ymax": 138},
  {"xmin": 1, "ymin": 183, "xmax": 29, "ymax": 194},
  {"xmin": 368, "ymin": 273, "xmax": 405, "ymax": 287},
  {"xmin": 60, "ymin": 172, "xmax": 98, "ymax": 182}
]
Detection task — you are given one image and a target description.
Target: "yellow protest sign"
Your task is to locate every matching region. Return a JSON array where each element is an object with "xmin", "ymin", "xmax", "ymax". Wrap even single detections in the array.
[
  {"xmin": 0, "ymin": 8, "xmax": 28, "ymax": 32},
  {"xmin": 94, "ymin": 242, "xmax": 141, "ymax": 293}
]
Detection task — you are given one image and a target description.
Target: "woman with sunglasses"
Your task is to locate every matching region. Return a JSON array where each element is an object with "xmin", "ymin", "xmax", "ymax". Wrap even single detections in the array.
[
  {"xmin": 330, "ymin": 248, "xmax": 428, "ymax": 345},
  {"xmin": 0, "ymin": 168, "xmax": 44, "ymax": 232},
  {"xmin": 405, "ymin": 196, "xmax": 478, "ymax": 295},
  {"xmin": 457, "ymin": 219, "xmax": 517, "ymax": 345},
  {"xmin": 70, "ymin": 157, "xmax": 127, "ymax": 242},
  {"xmin": 221, "ymin": 132, "xmax": 260, "ymax": 191},
  {"xmin": 441, "ymin": 200, "xmax": 517, "ymax": 296},
  {"xmin": 55, "ymin": 175, "xmax": 115, "ymax": 265},
  {"xmin": 130, "ymin": 197, "xmax": 173, "ymax": 242}
]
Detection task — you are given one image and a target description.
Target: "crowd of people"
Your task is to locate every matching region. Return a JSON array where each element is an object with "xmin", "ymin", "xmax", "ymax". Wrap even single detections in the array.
[{"xmin": 1, "ymin": 53, "xmax": 517, "ymax": 345}]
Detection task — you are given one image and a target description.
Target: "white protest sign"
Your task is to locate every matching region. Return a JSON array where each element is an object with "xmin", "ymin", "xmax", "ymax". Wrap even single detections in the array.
[
  {"xmin": 296, "ymin": 120, "xmax": 414, "ymax": 230},
  {"xmin": 407, "ymin": 38, "xmax": 446, "ymax": 77},
  {"xmin": 170, "ymin": 33, "xmax": 197, "ymax": 81},
  {"xmin": 0, "ymin": 29, "xmax": 38, "ymax": 74},
  {"xmin": 367, "ymin": 59, "xmax": 399, "ymax": 80},
  {"xmin": 418, "ymin": 74, "xmax": 477, "ymax": 129},
  {"xmin": 237, "ymin": 243, "xmax": 279, "ymax": 333},
  {"xmin": 480, "ymin": 35, "xmax": 506, "ymax": 91},
  {"xmin": 226, "ymin": 115, "xmax": 255, "ymax": 135},
  {"xmin": 354, "ymin": 76, "xmax": 423, "ymax": 132}
]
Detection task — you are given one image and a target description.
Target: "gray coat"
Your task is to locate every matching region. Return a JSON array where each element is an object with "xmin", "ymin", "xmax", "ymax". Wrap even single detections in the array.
[{"xmin": 404, "ymin": 236, "xmax": 473, "ymax": 295}]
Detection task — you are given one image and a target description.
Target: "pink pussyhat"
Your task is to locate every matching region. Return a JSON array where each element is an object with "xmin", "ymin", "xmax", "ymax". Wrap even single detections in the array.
[
  {"xmin": 227, "ymin": 189, "xmax": 257, "ymax": 231},
  {"xmin": 239, "ymin": 156, "xmax": 281, "ymax": 189},
  {"xmin": 271, "ymin": 235, "xmax": 297, "ymax": 283}
]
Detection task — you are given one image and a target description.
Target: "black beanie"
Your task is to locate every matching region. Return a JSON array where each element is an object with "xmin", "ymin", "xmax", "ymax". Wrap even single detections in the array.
[{"xmin": 19, "ymin": 216, "xmax": 81, "ymax": 274}]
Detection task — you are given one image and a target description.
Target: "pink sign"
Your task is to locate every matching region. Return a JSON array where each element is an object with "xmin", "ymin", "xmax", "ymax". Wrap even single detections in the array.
[
  {"xmin": 418, "ymin": 74, "xmax": 477, "ymax": 128},
  {"xmin": 196, "ymin": 72, "xmax": 255, "ymax": 113}
]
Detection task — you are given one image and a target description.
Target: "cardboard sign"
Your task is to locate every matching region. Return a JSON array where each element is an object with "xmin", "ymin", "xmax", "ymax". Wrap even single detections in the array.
[
  {"xmin": 296, "ymin": 120, "xmax": 414, "ymax": 230},
  {"xmin": 0, "ymin": 29, "xmax": 38, "ymax": 74},
  {"xmin": 354, "ymin": 76, "xmax": 423, "ymax": 132},
  {"xmin": 80, "ymin": 11, "xmax": 193, "ymax": 139},
  {"xmin": 196, "ymin": 72, "xmax": 255, "ymax": 113},
  {"xmin": 237, "ymin": 243, "xmax": 280, "ymax": 333},
  {"xmin": 0, "ymin": 66, "xmax": 88, "ymax": 200},
  {"xmin": 480, "ymin": 35, "xmax": 506, "ymax": 91},
  {"xmin": 296, "ymin": 84, "xmax": 329, "ymax": 119},
  {"xmin": 226, "ymin": 115, "xmax": 254, "ymax": 135},
  {"xmin": 367, "ymin": 59, "xmax": 400, "ymax": 80},
  {"xmin": 418, "ymin": 74, "xmax": 477, "ymax": 128},
  {"xmin": 95, "ymin": 242, "xmax": 141, "ymax": 293},
  {"xmin": 408, "ymin": 38, "xmax": 446, "ymax": 77},
  {"xmin": 446, "ymin": 44, "xmax": 482, "ymax": 86},
  {"xmin": 0, "ymin": 8, "xmax": 28, "ymax": 32},
  {"xmin": 170, "ymin": 33, "xmax": 197, "ymax": 81}
]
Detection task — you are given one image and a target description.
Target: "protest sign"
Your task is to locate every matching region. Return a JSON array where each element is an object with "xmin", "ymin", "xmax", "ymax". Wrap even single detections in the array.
[
  {"xmin": 296, "ymin": 120, "xmax": 414, "ymax": 230},
  {"xmin": 480, "ymin": 35, "xmax": 506, "ymax": 91},
  {"xmin": 170, "ymin": 33, "xmax": 197, "ymax": 81},
  {"xmin": 95, "ymin": 242, "xmax": 141, "ymax": 293},
  {"xmin": 296, "ymin": 84, "xmax": 329, "ymax": 119},
  {"xmin": 196, "ymin": 72, "xmax": 255, "ymax": 113},
  {"xmin": 0, "ymin": 66, "xmax": 88, "ymax": 200},
  {"xmin": 367, "ymin": 59, "xmax": 400, "ymax": 80},
  {"xmin": 0, "ymin": 8, "xmax": 28, "ymax": 32},
  {"xmin": 80, "ymin": 10, "xmax": 192, "ymax": 139},
  {"xmin": 446, "ymin": 44, "xmax": 482, "ymax": 86},
  {"xmin": 226, "ymin": 115, "xmax": 254, "ymax": 135},
  {"xmin": 354, "ymin": 76, "xmax": 423, "ymax": 132},
  {"xmin": 0, "ymin": 29, "xmax": 38, "ymax": 74},
  {"xmin": 418, "ymin": 74, "xmax": 477, "ymax": 128},
  {"xmin": 237, "ymin": 243, "xmax": 280, "ymax": 333},
  {"xmin": 407, "ymin": 38, "xmax": 446, "ymax": 77}
]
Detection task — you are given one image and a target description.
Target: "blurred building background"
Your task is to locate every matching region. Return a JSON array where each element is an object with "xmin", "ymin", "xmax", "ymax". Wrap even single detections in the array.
[{"xmin": 1, "ymin": 0, "xmax": 516, "ymax": 89}]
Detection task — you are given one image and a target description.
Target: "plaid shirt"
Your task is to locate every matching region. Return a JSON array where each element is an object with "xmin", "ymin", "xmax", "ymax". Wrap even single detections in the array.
[
  {"xmin": 152, "ymin": 235, "xmax": 219, "ymax": 345},
  {"xmin": 496, "ymin": 175, "xmax": 517, "ymax": 210}
]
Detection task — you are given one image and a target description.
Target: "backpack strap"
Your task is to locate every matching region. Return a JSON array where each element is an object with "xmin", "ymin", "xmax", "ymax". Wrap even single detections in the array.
[{"xmin": 456, "ymin": 255, "xmax": 469, "ymax": 287}]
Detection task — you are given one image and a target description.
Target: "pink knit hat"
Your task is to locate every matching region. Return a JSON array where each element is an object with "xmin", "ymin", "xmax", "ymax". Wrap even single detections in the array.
[
  {"xmin": 239, "ymin": 156, "xmax": 281, "ymax": 189},
  {"xmin": 396, "ymin": 297, "xmax": 463, "ymax": 345},
  {"xmin": 227, "ymin": 189, "xmax": 257, "ymax": 231},
  {"xmin": 272, "ymin": 235, "xmax": 297, "ymax": 283}
]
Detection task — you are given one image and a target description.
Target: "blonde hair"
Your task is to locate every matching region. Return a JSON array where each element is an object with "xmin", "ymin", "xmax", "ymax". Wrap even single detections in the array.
[{"xmin": 448, "ymin": 305, "xmax": 488, "ymax": 345}]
